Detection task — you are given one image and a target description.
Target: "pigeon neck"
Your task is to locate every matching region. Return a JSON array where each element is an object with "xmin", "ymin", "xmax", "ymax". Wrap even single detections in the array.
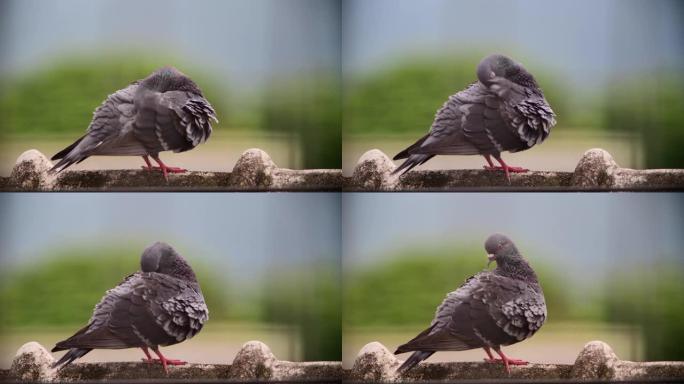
[
  {"xmin": 510, "ymin": 71, "xmax": 542, "ymax": 95},
  {"xmin": 142, "ymin": 73, "xmax": 201, "ymax": 95},
  {"xmin": 168, "ymin": 258, "xmax": 199, "ymax": 283},
  {"xmin": 495, "ymin": 258, "xmax": 538, "ymax": 283}
]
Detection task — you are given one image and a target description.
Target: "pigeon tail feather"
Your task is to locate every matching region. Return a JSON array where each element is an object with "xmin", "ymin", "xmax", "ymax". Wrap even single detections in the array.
[
  {"xmin": 393, "ymin": 133, "xmax": 430, "ymax": 160},
  {"xmin": 52, "ymin": 348, "xmax": 92, "ymax": 369},
  {"xmin": 51, "ymin": 135, "xmax": 85, "ymax": 161},
  {"xmin": 391, "ymin": 154, "xmax": 434, "ymax": 175},
  {"xmin": 396, "ymin": 351, "xmax": 434, "ymax": 374},
  {"xmin": 49, "ymin": 135, "xmax": 100, "ymax": 173}
]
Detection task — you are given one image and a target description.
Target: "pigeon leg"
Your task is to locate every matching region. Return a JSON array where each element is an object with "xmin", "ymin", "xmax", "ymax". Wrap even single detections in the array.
[
  {"xmin": 482, "ymin": 346, "xmax": 496, "ymax": 362},
  {"xmin": 140, "ymin": 346, "xmax": 155, "ymax": 363},
  {"xmin": 483, "ymin": 155, "xmax": 528, "ymax": 183},
  {"xmin": 141, "ymin": 155, "xmax": 155, "ymax": 171},
  {"xmin": 150, "ymin": 346, "xmax": 187, "ymax": 373},
  {"xmin": 150, "ymin": 155, "xmax": 187, "ymax": 181},
  {"xmin": 492, "ymin": 347, "xmax": 528, "ymax": 374},
  {"xmin": 482, "ymin": 154, "xmax": 496, "ymax": 168}
]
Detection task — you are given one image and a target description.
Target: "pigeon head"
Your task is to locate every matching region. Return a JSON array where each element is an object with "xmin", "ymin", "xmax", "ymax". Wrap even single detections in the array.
[
  {"xmin": 476, "ymin": 54, "xmax": 539, "ymax": 90},
  {"xmin": 140, "ymin": 66, "xmax": 203, "ymax": 95},
  {"xmin": 484, "ymin": 234, "xmax": 538, "ymax": 282},
  {"xmin": 141, "ymin": 242, "xmax": 198, "ymax": 282}
]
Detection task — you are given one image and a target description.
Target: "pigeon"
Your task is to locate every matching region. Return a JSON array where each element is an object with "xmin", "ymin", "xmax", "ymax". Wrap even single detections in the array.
[
  {"xmin": 51, "ymin": 242, "xmax": 209, "ymax": 372},
  {"xmin": 50, "ymin": 66, "xmax": 218, "ymax": 180},
  {"xmin": 392, "ymin": 54, "xmax": 556, "ymax": 182},
  {"xmin": 394, "ymin": 233, "xmax": 546, "ymax": 374}
]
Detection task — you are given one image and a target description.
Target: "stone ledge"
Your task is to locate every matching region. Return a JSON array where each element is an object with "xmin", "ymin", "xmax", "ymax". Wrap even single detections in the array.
[
  {"xmin": 1, "ymin": 148, "xmax": 342, "ymax": 191},
  {"xmin": 349, "ymin": 340, "xmax": 684, "ymax": 382},
  {"xmin": 347, "ymin": 148, "xmax": 684, "ymax": 191},
  {"xmin": 5, "ymin": 340, "xmax": 341, "ymax": 382},
  {"xmin": 3, "ymin": 147, "xmax": 683, "ymax": 191},
  {"xmin": 5, "ymin": 340, "xmax": 683, "ymax": 382}
]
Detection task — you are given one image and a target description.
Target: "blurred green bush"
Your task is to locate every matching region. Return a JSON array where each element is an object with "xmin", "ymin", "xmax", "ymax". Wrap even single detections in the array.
[
  {"xmin": 343, "ymin": 54, "xmax": 568, "ymax": 136},
  {"xmin": 262, "ymin": 73, "xmax": 342, "ymax": 168},
  {"xmin": 0, "ymin": 245, "xmax": 342, "ymax": 362},
  {"xmin": 262, "ymin": 262, "xmax": 341, "ymax": 361},
  {"xmin": 0, "ymin": 245, "xmax": 230, "ymax": 329},
  {"xmin": 343, "ymin": 244, "xmax": 569, "ymax": 327},
  {"xmin": 344, "ymin": 54, "xmax": 684, "ymax": 168},
  {"xmin": 604, "ymin": 263, "xmax": 684, "ymax": 360},
  {"xmin": 605, "ymin": 73, "xmax": 684, "ymax": 168},
  {"xmin": 0, "ymin": 54, "xmax": 342, "ymax": 169},
  {"xmin": 0, "ymin": 55, "xmax": 229, "ymax": 139}
]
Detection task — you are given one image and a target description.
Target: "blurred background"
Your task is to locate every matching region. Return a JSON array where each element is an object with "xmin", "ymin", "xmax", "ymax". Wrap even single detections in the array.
[
  {"xmin": 341, "ymin": 0, "xmax": 684, "ymax": 174},
  {"xmin": 0, "ymin": 0, "xmax": 341, "ymax": 175},
  {"xmin": 0, "ymin": 193, "xmax": 341, "ymax": 367},
  {"xmin": 341, "ymin": 193, "xmax": 684, "ymax": 367}
]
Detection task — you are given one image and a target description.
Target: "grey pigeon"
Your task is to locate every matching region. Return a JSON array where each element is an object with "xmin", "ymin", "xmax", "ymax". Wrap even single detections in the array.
[
  {"xmin": 52, "ymin": 242, "xmax": 209, "ymax": 372},
  {"xmin": 395, "ymin": 234, "xmax": 546, "ymax": 374},
  {"xmin": 392, "ymin": 54, "xmax": 556, "ymax": 181},
  {"xmin": 50, "ymin": 67, "xmax": 217, "ymax": 180}
]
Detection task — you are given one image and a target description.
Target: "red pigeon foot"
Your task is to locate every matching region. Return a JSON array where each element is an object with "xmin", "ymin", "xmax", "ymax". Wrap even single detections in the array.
[
  {"xmin": 140, "ymin": 165, "xmax": 187, "ymax": 174},
  {"xmin": 484, "ymin": 155, "xmax": 528, "ymax": 183},
  {"xmin": 141, "ymin": 357, "xmax": 187, "ymax": 366},
  {"xmin": 483, "ymin": 357, "xmax": 528, "ymax": 365},
  {"xmin": 483, "ymin": 165, "xmax": 528, "ymax": 173}
]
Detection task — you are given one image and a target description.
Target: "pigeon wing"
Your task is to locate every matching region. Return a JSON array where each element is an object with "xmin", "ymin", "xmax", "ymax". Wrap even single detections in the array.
[
  {"xmin": 52, "ymin": 273, "xmax": 144, "ymax": 350},
  {"xmin": 407, "ymin": 83, "xmax": 523, "ymax": 157},
  {"xmin": 470, "ymin": 273, "xmax": 547, "ymax": 346},
  {"xmin": 394, "ymin": 275, "xmax": 485, "ymax": 352},
  {"xmin": 484, "ymin": 76, "xmax": 556, "ymax": 151},
  {"xmin": 133, "ymin": 90, "xmax": 216, "ymax": 155},
  {"xmin": 138, "ymin": 272, "xmax": 209, "ymax": 345},
  {"xmin": 50, "ymin": 84, "xmax": 142, "ymax": 171}
]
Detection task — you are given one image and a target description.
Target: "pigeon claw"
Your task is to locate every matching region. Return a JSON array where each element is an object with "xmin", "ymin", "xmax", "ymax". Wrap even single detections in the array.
[
  {"xmin": 141, "ymin": 155, "xmax": 187, "ymax": 182},
  {"xmin": 490, "ymin": 347, "xmax": 528, "ymax": 374},
  {"xmin": 149, "ymin": 346, "xmax": 186, "ymax": 374},
  {"xmin": 483, "ymin": 357, "xmax": 528, "ymax": 365},
  {"xmin": 483, "ymin": 155, "xmax": 529, "ymax": 184}
]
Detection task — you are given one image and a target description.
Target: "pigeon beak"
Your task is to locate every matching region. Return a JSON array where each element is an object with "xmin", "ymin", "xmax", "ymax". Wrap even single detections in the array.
[{"xmin": 487, "ymin": 253, "xmax": 496, "ymax": 267}]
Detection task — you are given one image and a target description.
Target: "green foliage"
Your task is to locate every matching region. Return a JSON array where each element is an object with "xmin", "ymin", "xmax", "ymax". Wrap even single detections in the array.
[
  {"xmin": 343, "ymin": 244, "xmax": 569, "ymax": 327},
  {"xmin": 603, "ymin": 263, "xmax": 684, "ymax": 360},
  {"xmin": 0, "ymin": 245, "xmax": 230, "ymax": 330},
  {"xmin": 0, "ymin": 54, "xmax": 229, "ymax": 139},
  {"xmin": 262, "ymin": 73, "xmax": 341, "ymax": 168},
  {"xmin": 343, "ymin": 54, "xmax": 568, "ymax": 136},
  {"xmin": 604, "ymin": 73, "xmax": 684, "ymax": 168},
  {"xmin": 261, "ymin": 262, "xmax": 341, "ymax": 361}
]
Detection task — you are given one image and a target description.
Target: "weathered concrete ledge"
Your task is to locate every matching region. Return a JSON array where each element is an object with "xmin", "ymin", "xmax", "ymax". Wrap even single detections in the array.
[
  {"xmin": 349, "ymin": 340, "xmax": 684, "ymax": 382},
  {"xmin": 348, "ymin": 148, "xmax": 684, "ymax": 191},
  {"xmin": 5, "ymin": 339, "xmax": 683, "ymax": 382},
  {"xmin": 3, "ymin": 147, "xmax": 683, "ymax": 191},
  {"xmin": 5, "ymin": 340, "xmax": 341, "ymax": 382},
  {"xmin": 1, "ymin": 148, "xmax": 342, "ymax": 191}
]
